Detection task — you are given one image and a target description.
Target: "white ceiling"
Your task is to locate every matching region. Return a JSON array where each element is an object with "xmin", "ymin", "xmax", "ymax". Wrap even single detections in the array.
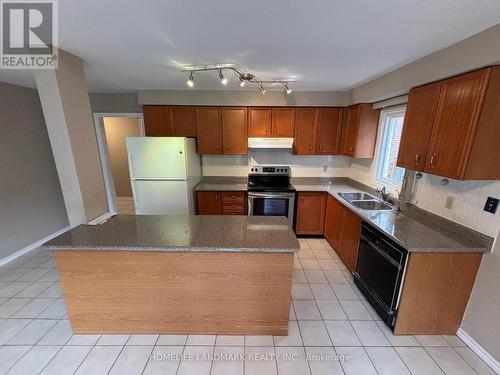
[{"xmin": 2, "ymin": 0, "xmax": 500, "ymax": 92}]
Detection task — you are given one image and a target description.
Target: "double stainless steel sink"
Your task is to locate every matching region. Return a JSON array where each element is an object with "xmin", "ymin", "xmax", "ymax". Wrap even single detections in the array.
[{"xmin": 338, "ymin": 191, "xmax": 394, "ymax": 211}]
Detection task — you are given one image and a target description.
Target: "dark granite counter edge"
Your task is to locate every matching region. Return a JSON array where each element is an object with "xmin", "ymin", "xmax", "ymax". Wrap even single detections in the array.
[{"xmin": 44, "ymin": 244, "xmax": 298, "ymax": 253}]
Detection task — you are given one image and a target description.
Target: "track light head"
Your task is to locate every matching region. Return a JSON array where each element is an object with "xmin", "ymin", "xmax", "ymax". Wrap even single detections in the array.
[
  {"xmin": 218, "ymin": 69, "xmax": 228, "ymax": 85},
  {"xmin": 187, "ymin": 71, "xmax": 194, "ymax": 87},
  {"xmin": 237, "ymin": 75, "xmax": 246, "ymax": 87},
  {"xmin": 258, "ymin": 83, "xmax": 266, "ymax": 94},
  {"xmin": 282, "ymin": 82, "xmax": 292, "ymax": 95}
]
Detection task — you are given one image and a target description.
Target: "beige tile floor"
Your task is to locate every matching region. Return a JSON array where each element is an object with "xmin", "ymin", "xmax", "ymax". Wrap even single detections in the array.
[{"xmin": 0, "ymin": 238, "xmax": 495, "ymax": 374}]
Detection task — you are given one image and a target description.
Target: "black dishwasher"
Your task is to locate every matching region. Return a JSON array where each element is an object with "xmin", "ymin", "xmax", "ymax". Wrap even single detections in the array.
[{"xmin": 353, "ymin": 223, "xmax": 408, "ymax": 328}]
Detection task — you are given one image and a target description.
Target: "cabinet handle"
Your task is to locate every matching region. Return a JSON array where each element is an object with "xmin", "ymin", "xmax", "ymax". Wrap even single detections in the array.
[
  {"xmin": 349, "ymin": 146, "xmax": 354, "ymax": 152},
  {"xmin": 415, "ymin": 153, "xmax": 421, "ymax": 164},
  {"xmin": 430, "ymin": 153, "xmax": 437, "ymax": 167},
  {"xmin": 225, "ymin": 146, "xmax": 229, "ymax": 150},
  {"xmin": 309, "ymin": 146, "xmax": 313, "ymax": 151}
]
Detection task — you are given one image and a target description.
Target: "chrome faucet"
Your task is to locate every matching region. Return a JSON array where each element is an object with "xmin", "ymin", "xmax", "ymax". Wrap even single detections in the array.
[{"xmin": 375, "ymin": 186, "xmax": 389, "ymax": 202}]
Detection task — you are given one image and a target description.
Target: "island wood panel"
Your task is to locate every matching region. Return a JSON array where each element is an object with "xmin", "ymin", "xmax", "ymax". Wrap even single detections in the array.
[
  {"xmin": 54, "ymin": 250, "xmax": 293, "ymax": 335},
  {"xmin": 394, "ymin": 252, "xmax": 482, "ymax": 335}
]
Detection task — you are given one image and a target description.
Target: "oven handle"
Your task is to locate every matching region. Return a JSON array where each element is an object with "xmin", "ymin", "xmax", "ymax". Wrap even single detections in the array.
[
  {"xmin": 248, "ymin": 192, "xmax": 295, "ymax": 198},
  {"xmin": 360, "ymin": 235, "xmax": 401, "ymax": 269}
]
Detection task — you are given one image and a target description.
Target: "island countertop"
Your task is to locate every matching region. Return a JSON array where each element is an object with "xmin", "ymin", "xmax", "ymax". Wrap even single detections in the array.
[{"xmin": 43, "ymin": 215, "xmax": 300, "ymax": 253}]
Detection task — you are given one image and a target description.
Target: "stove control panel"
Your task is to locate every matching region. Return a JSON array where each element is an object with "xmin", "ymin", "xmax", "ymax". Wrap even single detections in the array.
[{"xmin": 249, "ymin": 165, "xmax": 290, "ymax": 175}]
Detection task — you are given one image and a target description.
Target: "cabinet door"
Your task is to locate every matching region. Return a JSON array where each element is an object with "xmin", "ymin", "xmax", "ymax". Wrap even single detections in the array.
[
  {"xmin": 222, "ymin": 107, "xmax": 248, "ymax": 155},
  {"xmin": 196, "ymin": 107, "xmax": 222, "ymax": 155},
  {"xmin": 340, "ymin": 209, "xmax": 362, "ymax": 272},
  {"xmin": 248, "ymin": 108, "xmax": 271, "ymax": 137},
  {"xmin": 271, "ymin": 108, "xmax": 295, "ymax": 137},
  {"xmin": 424, "ymin": 69, "xmax": 490, "ymax": 179},
  {"xmin": 197, "ymin": 191, "xmax": 222, "ymax": 214},
  {"xmin": 294, "ymin": 108, "xmax": 318, "ymax": 155},
  {"xmin": 324, "ymin": 195, "xmax": 344, "ymax": 252},
  {"xmin": 170, "ymin": 106, "xmax": 197, "ymax": 137},
  {"xmin": 397, "ymin": 83, "xmax": 441, "ymax": 171},
  {"xmin": 316, "ymin": 108, "xmax": 343, "ymax": 154},
  {"xmin": 295, "ymin": 192, "xmax": 326, "ymax": 235},
  {"xmin": 343, "ymin": 105, "xmax": 361, "ymax": 157},
  {"xmin": 143, "ymin": 106, "xmax": 171, "ymax": 136}
]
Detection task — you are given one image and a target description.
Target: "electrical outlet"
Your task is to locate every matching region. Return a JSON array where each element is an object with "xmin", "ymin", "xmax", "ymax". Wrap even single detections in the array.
[
  {"xmin": 445, "ymin": 196, "xmax": 454, "ymax": 209},
  {"xmin": 323, "ymin": 165, "xmax": 328, "ymax": 172},
  {"xmin": 484, "ymin": 197, "xmax": 499, "ymax": 214}
]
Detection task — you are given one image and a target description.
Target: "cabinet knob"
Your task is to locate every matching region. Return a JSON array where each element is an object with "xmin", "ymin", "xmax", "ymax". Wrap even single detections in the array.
[
  {"xmin": 349, "ymin": 146, "xmax": 354, "ymax": 151},
  {"xmin": 430, "ymin": 153, "xmax": 437, "ymax": 167},
  {"xmin": 415, "ymin": 153, "xmax": 421, "ymax": 164},
  {"xmin": 319, "ymin": 146, "xmax": 323, "ymax": 151},
  {"xmin": 309, "ymin": 146, "xmax": 313, "ymax": 151},
  {"xmin": 225, "ymin": 146, "xmax": 229, "ymax": 150}
]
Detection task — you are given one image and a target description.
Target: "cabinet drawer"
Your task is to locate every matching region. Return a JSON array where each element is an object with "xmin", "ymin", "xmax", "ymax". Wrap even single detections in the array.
[
  {"xmin": 222, "ymin": 192, "xmax": 245, "ymax": 204},
  {"xmin": 222, "ymin": 203, "xmax": 245, "ymax": 214}
]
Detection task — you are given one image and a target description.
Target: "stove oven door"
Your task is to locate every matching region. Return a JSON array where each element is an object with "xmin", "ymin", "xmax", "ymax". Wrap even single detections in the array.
[{"xmin": 248, "ymin": 192, "xmax": 295, "ymax": 224}]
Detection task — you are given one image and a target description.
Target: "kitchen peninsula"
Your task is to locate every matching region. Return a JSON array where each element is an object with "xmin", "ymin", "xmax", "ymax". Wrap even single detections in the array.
[{"xmin": 43, "ymin": 215, "xmax": 299, "ymax": 335}]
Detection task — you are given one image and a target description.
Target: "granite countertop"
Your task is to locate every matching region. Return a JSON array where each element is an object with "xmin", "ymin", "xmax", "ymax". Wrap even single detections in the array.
[
  {"xmin": 43, "ymin": 215, "xmax": 299, "ymax": 253},
  {"xmin": 291, "ymin": 177, "xmax": 494, "ymax": 253},
  {"xmin": 195, "ymin": 176, "xmax": 248, "ymax": 192}
]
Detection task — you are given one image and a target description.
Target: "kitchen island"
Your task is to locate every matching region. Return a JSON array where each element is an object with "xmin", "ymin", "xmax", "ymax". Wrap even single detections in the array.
[{"xmin": 42, "ymin": 215, "xmax": 299, "ymax": 335}]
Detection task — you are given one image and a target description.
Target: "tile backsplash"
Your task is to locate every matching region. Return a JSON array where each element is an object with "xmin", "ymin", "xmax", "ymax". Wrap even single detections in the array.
[
  {"xmin": 415, "ymin": 174, "xmax": 500, "ymax": 238},
  {"xmin": 201, "ymin": 149, "xmax": 352, "ymax": 178}
]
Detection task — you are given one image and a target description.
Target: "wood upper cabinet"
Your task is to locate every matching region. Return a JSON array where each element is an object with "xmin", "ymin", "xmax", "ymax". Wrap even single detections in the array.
[
  {"xmin": 196, "ymin": 107, "xmax": 222, "ymax": 155},
  {"xmin": 316, "ymin": 108, "xmax": 343, "ymax": 154},
  {"xmin": 248, "ymin": 108, "xmax": 272, "ymax": 137},
  {"xmin": 340, "ymin": 209, "xmax": 362, "ymax": 272},
  {"xmin": 341, "ymin": 104, "xmax": 380, "ymax": 158},
  {"xmin": 324, "ymin": 195, "xmax": 344, "ymax": 251},
  {"xmin": 397, "ymin": 82, "xmax": 441, "ymax": 171},
  {"xmin": 295, "ymin": 192, "xmax": 326, "ymax": 235},
  {"xmin": 197, "ymin": 191, "xmax": 222, "ymax": 214},
  {"xmin": 271, "ymin": 108, "xmax": 295, "ymax": 137},
  {"xmin": 143, "ymin": 106, "xmax": 171, "ymax": 136},
  {"xmin": 170, "ymin": 106, "xmax": 197, "ymax": 137},
  {"xmin": 222, "ymin": 107, "xmax": 248, "ymax": 154},
  {"xmin": 294, "ymin": 108, "xmax": 318, "ymax": 155},
  {"xmin": 424, "ymin": 68, "xmax": 490, "ymax": 179},
  {"xmin": 398, "ymin": 66, "xmax": 500, "ymax": 180}
]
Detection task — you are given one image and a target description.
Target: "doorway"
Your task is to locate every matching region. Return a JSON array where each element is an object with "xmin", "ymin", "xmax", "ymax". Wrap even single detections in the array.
[{"xmin": 94, "ymin": 113, "xmax": 144, "ymax": 215}]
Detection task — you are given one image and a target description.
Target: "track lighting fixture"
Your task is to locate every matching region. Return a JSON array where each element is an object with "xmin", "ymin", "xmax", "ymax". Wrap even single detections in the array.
[
  {"xmin": 218, "ymin": 69, "xmax": 228, "ymax": 85},
  {"xmin": 282, "ymin": 82, "xmax": 292, "ymax": 95},
  {"xmin": 181, "ymin": 64, "xmax": 293, "ymax": 93},
  {"xmin": 186, "ymin": 71, "xmax": 194, "ymax": 87}
]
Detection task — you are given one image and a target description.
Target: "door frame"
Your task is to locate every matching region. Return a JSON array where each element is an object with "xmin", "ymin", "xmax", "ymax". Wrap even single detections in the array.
[{"xmin": 93, "ymin": 112, "xmax": 145, "ymax": 214}]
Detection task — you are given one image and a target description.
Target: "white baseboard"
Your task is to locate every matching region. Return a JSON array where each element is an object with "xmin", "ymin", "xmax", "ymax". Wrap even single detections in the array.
[
  {"xmin": 457, "ymin": 328, "xmax": 500, "ymax": 374},
  {"xmin": 0, "ymin": 225, "xmax": 71, "ymax": 268}
]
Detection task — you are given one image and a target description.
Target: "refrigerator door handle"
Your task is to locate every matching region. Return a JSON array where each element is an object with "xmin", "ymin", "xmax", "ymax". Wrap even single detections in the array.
[{"xmin": 130, "ymin": 178, "xmax": 188, "ymax": 181}]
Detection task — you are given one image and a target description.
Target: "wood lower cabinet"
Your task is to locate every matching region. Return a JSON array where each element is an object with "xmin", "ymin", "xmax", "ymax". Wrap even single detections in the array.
[
  {"xmin": 295, "ymin": 192, "xmax": 327, "ymax": 235},
  {"xmin": 198, "ymin": 191, "xmax": 246, "ymax": 215},
  {"xmin": 197, "ymin": 191, "xmax": 222, "ymax": 214},
  {"xmin": 170, "ymin": 106, "xmax": 197, "ymax": 137},
  {"xmin": 143, "ymin": 106, "xmax": 171, "ymax": 136},
  {"xmin": 222, "ymin": 192, "xmax": 246, "ymax": 215},
  {"xmin": 395, "ymin": 252, "xmax": 482, "ymax": 335},
  {"xmin": 222, "ymin": 107, "xmax": 247, "ymax": 154},
  {"xmin": 397, "ymin": 82, "xmax": 441, "ymax": 171},
  {"xmin": 196, "ymin": 107, "xmax": 222, "ymax": 155},
  {"xmin": 323, "ymin": 195, "xmax": 362, "ymax": 272},
  {"xmin": 341, "ymin": 104, "xmax": 380, "ymax": 158}
]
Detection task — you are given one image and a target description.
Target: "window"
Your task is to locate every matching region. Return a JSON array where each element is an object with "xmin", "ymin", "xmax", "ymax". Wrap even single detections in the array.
[{"xmin": 374, "ymin": 107, "xmax": 406, "ymax": 189}]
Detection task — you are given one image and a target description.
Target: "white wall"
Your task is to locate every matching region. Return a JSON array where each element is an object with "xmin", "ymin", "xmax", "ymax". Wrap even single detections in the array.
[{"xmin": 202, "ymin": 150, "xmax": 352, "ymax": 178}]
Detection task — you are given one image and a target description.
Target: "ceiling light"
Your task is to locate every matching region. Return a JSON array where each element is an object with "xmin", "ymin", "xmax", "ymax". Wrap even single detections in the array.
[
  {"xmin": 218, "ymin": 69, "xmax": 228, "ymax": 85},
  {"xmin": 258, "ymin": 83, "xmax": 266, "ymax": 94},
  {"xmin": 282, "ymin": 82, "xmax": 292, "ymax": 94},
  {"xmin": 186, "ymin": 71, "xmax": 194, "ymax": 87}
]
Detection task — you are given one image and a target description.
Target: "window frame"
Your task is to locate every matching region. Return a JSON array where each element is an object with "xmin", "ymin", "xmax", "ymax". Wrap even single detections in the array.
[{"xmin": 371, "ymin": 106, "xmax": 406, "ymax": 193}]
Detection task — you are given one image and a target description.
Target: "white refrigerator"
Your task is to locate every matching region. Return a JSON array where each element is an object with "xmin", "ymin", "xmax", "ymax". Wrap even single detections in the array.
[{"xmin": 126, "ymin": 137, "xmax": 201, "ymax": 215}]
